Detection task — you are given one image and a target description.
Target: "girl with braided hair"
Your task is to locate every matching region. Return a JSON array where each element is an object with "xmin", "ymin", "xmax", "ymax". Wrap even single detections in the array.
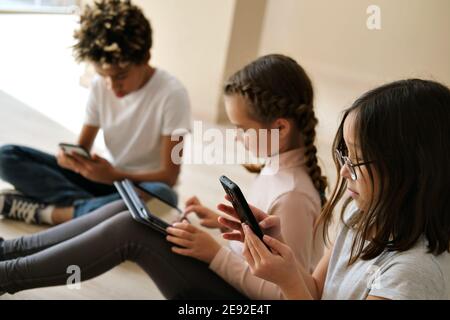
[{"xmin": 1, "ymin": 55, "xmax": 327, "ymax": 299}]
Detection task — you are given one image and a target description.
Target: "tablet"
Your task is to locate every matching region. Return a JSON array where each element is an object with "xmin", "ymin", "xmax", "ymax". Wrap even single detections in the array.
[{"xmin": 114, "ymin": 179, "xmax": 182, "ymax": 235}]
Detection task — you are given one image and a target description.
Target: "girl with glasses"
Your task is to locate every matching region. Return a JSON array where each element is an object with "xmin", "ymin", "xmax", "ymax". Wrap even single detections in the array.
[{"xmin": 219, "ymin": 79, "xmax": 450, "ymax": 299}]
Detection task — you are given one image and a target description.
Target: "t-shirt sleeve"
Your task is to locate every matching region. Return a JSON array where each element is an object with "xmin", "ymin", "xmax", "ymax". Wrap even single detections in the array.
[
  {"xmin": 84, "ymin": 79, "xmax": 101, "ymax": 127},
  {"xmin": 161, "ymin": 88, "xmax": 192, "ymax": 137},
  {"xmin": 368, "ymin": 255, "xmax": 445, "ymax": 300}
]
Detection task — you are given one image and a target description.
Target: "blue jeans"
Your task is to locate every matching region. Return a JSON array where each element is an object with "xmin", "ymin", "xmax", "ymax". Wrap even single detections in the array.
[{"xmin": 0, "ymin": 145, "xmax": 178, "ymax": 218}]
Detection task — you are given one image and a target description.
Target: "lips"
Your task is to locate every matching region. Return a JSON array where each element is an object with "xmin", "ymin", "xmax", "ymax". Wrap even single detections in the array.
[{"xmin": 347, "ymin": 188, "xmax": 359, "ymax": 196}]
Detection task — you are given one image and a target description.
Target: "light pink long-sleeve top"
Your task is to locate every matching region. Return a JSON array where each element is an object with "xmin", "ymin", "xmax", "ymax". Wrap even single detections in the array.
[{"xmin": 209, "ymin": 148, "xmax": 324, "ymax": 299}]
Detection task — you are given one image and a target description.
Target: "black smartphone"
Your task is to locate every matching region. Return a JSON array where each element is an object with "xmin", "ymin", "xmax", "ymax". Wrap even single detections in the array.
[
  {"xmin": 59, "ymin": 143, "xmax": 91, "ymax": 159},
  {"xmin": 219, "ymin": 175, "xmax": 265, "ymax": 241}
]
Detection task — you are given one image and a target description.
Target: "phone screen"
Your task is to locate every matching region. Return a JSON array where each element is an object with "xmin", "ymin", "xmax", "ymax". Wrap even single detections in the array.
[{"xmin": 59, "ymin": 143, "xmax": 90, "ymax": 159}]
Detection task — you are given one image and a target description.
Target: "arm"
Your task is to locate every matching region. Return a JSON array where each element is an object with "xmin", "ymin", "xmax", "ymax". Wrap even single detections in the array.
[
  {"xmin": 269, "ymin": 192, "xmax": 321, "ymax": 271},
  {"xmin": 282, "ymin": 245, "xmax": 332, "ymax": 299},
  {"xmin": 56, "ymin": 124, "xmax": 99, "ymax": 171},
  {"xmin": 218, "ymin": 198, "xmax": 332, "ymax": 300},
  {"xmin": 70, "ymin": 135, "xmax": 183, "ymax": 186},
  {"xmin": 77, "ymin": 124, "xmax": 99, "ymax": 152},
  {"xmin": 113, "ymin": 135, "xmax": 182, "ymax": 186}
]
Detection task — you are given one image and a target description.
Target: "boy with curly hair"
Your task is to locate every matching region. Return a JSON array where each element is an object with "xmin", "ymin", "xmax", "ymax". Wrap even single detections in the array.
[{"xmin": 0, "ymin": 0, "xmax": 191, "ymax": 225}]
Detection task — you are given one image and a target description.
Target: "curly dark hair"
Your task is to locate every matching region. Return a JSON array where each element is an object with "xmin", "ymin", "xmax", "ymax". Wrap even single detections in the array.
[
  {"xmin": 224, "ymin": 54, "xmax": 328, "ymax": 206},
  {"xmin": 73, "ymin": 0, "xmax": 152, "ymax": 66}
]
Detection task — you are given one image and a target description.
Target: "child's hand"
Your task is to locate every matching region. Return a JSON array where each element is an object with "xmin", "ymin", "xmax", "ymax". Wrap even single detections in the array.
[
  {"xmin": 242, "ymin": 224, "xmax": 302, "ymax": 293},
  {"xmin": 56, "ymin": 150, "xmax": 80, "ymax": 172},
  {"xmin": 217, "ymin": 195, "xmax": 282, "ymax": 242},
  {"xmin": 166, "ymin": 221, "xmax": 222, "ymax": 264},
  {"xmin": 181, "ymin": 196, "xmax": 222, "ymax": 229},
  {"xmin": 70, "ymin": 153, "xmax": 119, "ymax": 184}
]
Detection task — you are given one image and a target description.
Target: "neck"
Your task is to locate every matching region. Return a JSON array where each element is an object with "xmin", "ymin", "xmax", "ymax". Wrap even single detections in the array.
[
  {"xmin": 138, "ymin": 65, "xmax": 155, "ymax": 90},
  {"xmin": 279, "ymin": 131, "xmax": 303, "ymax": 155}
]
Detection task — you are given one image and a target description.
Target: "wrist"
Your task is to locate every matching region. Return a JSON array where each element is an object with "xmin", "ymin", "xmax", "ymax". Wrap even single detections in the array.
[
  {"xmin": 112, "ymin": 168, "xmax": 125, "ymax": 181},
  {"xmin": 206, "ymin": 242, "xmax": 222, "ymax": 264},
  {"xmin": 279, "ymin": 272, "xmax": 311, "ymax": 300}
]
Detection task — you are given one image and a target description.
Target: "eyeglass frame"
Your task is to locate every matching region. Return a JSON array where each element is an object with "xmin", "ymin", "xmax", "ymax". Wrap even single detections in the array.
[{"xmin": 335, "ymin": 149, "xmax": 374, "ymax": 181}]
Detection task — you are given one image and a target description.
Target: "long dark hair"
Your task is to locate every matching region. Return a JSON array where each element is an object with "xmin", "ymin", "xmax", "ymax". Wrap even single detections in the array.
[
  {"xmin": 224, "ymin": 54, "xmax": 327, "ymax": 206},
  {"xmin": 318, "ymin": 79, "xmax": 450, "ymax": 264}
]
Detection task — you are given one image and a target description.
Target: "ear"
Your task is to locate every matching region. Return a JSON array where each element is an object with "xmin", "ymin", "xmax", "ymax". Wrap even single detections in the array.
[
  {"xmin": 271, "ymin": 118, "xmax": 291, "ymax": 139},
  {"xmin": 144, "ymin": 51, "xmax": 151, "ymax": 64}
]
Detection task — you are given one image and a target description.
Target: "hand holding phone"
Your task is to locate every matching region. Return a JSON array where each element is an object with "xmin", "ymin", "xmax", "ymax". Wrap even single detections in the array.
[
  {"xmin": 59, "ymin": 143, "xmax": 91, "ymax": 159},
  {"xmin": 219, "ymin": 175, "xmax": 265, "ymax": 241}
]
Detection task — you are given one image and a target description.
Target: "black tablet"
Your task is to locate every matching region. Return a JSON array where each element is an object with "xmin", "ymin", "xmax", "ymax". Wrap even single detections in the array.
[{"xmin": 114, "ymin": 179, "xmax": 182, "ymax": 235}]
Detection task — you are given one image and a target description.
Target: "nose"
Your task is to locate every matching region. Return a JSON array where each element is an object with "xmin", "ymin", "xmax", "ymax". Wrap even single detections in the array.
[{"xmin": 340, "ymin": 163, "xmax": 352, "ymax": 180}]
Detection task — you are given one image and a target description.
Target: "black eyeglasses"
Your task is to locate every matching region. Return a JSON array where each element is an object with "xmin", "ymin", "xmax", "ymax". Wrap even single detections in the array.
[{"xmin": 335, "ymin": 149, "xmax": 373, "ymax": 181}]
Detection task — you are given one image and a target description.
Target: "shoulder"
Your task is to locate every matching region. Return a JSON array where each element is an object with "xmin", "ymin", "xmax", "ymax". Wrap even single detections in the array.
[
  {"xmin": 342, "ymin": 201, "xmax": 359, "ymax": 224},
  {"xmin": 260, "ymin": 167, "xmax": 321, "ymax": 210},
  {"xmin": 88, "ymin": 75, "xmax": 106, "ymax": 95},
  {"xmin": 372, "ymin": 241, "xmax": 449, "ymax": 299},
  {"xmin": 154, "ymin": 69, "xmax": 189, "ymax": 96},
  {"xmin": 268, "ymin": 190, "xmax": 320, "ymax": 220},
  {"xmin": 385, "ymin": 242, "xmax": 446, "ymax": 279}
]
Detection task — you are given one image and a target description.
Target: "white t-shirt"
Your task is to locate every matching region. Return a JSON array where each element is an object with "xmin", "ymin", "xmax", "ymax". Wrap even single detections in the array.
[
  {"xmin": 84, "ymin": 68, "xmax": 192, "ymax": 172},
  {"xmin": 321, "ymin": 202, "xmax": 450, "ymax": 300}
]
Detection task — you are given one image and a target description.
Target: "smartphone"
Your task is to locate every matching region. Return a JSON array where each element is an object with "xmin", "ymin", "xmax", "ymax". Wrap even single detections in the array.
[
  {"xmin": 59, "ymin": 143, "xmax": 91, "ymax": 159},
  {"xmin": 219, "ymin": 175, "xmax": 265, "ymax": 241}
]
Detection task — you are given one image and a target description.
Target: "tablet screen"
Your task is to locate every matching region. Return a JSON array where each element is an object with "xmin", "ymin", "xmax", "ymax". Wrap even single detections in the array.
[{"xmin": 144, "ymin": 194, "xmax": 182, "ymax": 224}]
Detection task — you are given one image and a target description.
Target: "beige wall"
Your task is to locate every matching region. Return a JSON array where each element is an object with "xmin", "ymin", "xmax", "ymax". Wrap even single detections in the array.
[
  {"xmin": 216, "ymin": 0, "xmax": 267, "ymax": 123},
  {"xmin": 133, "ymin": 0, "xmax": 236, "ymax": 123},
  {"xmin": 82, "ymin": 0, "xmax": 269, "ymax": 123},
  {"xmin": 80, "ymin": 0, "xmax": 449, "ymax": 145},
  {"xmin": 258, "ymin": 0, "xmax": 450, "ymax": 182}
]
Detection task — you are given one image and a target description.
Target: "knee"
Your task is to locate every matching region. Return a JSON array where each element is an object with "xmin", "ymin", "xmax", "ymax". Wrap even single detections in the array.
[
  {"xmin": 99, "ymin": 211, "xmax": 147, "ymax": 241},
  {"xmin": 97, "ymin": 211, "xmax": 164, "ymax": 258},
  {"xmin": 0, "ymin": 144, "xmax": 22, "ymax": 179}
]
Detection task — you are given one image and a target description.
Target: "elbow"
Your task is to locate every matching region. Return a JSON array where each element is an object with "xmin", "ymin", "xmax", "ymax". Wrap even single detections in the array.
[{"xmin": 164, "ymin": 170, "xmax": 179, "ymax": 187}]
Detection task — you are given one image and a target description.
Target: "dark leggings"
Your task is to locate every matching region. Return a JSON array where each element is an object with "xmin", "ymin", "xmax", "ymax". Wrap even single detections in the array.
[{"xmin": 0, "ymin": 200, "xmax": 246, "ymax": 299}]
